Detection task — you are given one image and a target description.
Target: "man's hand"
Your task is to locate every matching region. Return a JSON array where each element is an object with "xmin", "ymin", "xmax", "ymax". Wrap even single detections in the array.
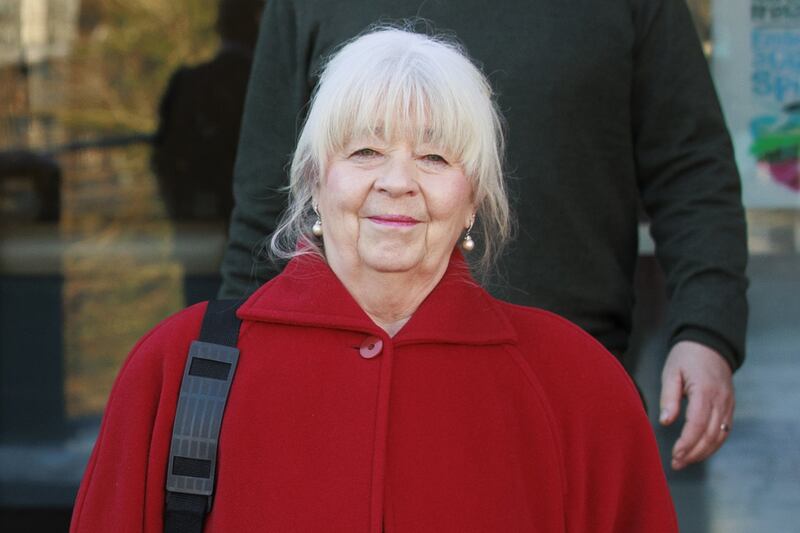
[{"xmin": 659, "ymin": 340, "xmax": 735, "ymax": 470}]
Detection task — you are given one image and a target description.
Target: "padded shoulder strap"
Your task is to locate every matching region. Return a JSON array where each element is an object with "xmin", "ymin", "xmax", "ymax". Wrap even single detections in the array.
[{"xmin": 164, "ymin": 299, "xmax": 243, "ymax": 533}]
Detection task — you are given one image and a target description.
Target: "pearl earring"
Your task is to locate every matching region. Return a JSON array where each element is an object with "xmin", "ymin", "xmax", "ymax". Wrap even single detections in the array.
[
  {"xmin": 461, "ymin": 216, "xmax": 475, "ymax": 252},
  {"xmin": 312, "ymin": 205, "xmax": 323, "ymax": 237}
]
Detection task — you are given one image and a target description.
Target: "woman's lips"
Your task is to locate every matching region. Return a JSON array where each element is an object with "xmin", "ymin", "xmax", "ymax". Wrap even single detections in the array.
[{"xmin": 367, "ymin": 215, "xmax": 420, "ymax": 227}]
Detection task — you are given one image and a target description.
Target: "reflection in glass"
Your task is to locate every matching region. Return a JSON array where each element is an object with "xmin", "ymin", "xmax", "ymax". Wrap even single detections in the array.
[{"xmin": 1, "ymin": 2, "xmax": 249, "ymax": 516}]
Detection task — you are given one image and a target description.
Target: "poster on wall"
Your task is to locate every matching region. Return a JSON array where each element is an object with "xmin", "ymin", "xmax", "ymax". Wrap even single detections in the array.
[{"xmin": 713, "ymin": 0, "xmax": 800, "ymax": 207}]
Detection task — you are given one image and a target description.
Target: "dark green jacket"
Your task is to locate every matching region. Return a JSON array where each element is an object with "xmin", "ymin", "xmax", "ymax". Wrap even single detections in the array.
[{"xmin": 219, "ymin": 0, "xmax": 749, "ymax": 368}]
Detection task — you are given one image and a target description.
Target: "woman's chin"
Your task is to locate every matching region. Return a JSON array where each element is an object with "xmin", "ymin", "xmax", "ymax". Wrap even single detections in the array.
[
  {"xmin": 362, "ymin": 255, "xmax": 422, "ymax": 274},
  {"xmin": 357, "ymin": 243, "xmax": 430, "ymax": 275}
]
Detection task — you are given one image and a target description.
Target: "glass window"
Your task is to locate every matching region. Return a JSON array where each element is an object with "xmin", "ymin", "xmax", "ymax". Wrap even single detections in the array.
[{"xmin": 1, "ymin": 0, "xmax": 262, "ymax": 526}]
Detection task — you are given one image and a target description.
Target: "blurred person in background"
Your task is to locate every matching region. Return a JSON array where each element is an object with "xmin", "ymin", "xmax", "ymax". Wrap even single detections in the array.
[
  {"xmin": 151, "ymin": 0, "xmax": 265, "ymax": 221},
  {"xmin": 219, "ymin": 0, "xmax": 748, "ymax": 471}
]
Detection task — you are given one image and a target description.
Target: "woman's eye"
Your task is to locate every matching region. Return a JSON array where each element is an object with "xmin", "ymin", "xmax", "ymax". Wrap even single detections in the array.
[
  {"xmin": 422, "ymin": 154, "xmax": 449, "ymax": 164},
  {"xmin": 350, "ymin": 148, "xmax": 379, "ymax": 158}
]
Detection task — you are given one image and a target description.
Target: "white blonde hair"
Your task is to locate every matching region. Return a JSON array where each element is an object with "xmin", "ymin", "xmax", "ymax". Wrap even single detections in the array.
[{"xmin": 270, "ymin": 25, "xmax": 511, "ymax": 276}]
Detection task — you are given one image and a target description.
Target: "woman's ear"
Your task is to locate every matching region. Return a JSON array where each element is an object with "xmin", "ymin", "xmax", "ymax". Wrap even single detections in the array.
[{"xmin": 312, "ymin": 177, "xmax": 324, "ymax": 208}]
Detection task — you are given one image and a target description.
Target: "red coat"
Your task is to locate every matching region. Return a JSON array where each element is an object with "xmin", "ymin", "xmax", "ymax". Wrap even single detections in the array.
[{"xmin": 71, "ymin": 253, "xmax": 677, "ymax": 532}]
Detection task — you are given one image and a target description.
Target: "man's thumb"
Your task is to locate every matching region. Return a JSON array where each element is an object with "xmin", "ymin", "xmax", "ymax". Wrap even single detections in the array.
[{"xmin": 659, "ymin": 369, "xmax": 683, "ymax": 426}]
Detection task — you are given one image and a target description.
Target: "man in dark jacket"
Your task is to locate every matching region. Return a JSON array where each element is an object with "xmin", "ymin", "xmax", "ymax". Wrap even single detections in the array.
[{"xmin": 218, "ymin": 0, "xmax": 748, "ymax": 470}]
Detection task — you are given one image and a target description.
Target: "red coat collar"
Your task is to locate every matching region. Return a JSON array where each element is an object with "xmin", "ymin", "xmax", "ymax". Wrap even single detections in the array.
[{"xmin": 237, "ymin": 251, "xmax": 517, "ymax": 346}]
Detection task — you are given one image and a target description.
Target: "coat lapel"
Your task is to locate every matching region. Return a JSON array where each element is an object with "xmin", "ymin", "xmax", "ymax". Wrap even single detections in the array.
[{"xmin": 237, "ymin": 251, "xmax": 517, "ymax": 346}]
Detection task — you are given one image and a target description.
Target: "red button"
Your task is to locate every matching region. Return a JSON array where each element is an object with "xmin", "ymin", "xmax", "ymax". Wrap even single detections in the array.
[{"xmin": 359, "ymin": 336, "xmax": 383, "ymax": 359}]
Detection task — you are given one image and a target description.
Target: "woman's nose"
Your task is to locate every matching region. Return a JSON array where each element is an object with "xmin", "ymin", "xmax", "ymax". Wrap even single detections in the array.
[{"xmin": 374, "ymin": 156, "xmax": 419, "ymax": 196}]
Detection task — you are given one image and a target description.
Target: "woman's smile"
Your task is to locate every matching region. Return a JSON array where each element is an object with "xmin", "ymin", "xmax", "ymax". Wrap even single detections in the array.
[{"xmin": 367, "ymin": 214, "xmax": 421, "ymax": 227}]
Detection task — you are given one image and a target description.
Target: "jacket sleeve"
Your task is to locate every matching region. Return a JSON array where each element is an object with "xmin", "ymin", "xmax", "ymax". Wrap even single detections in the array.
[
  {"xmin": 567, "ymin": 377, "xmax": 678, "ymax": 531},
  {"xmin": 520, "ymin": 311, "xmax": 678, "ymax": 532},
  {"xmin": 70, "ymin": 306, "xmax": 204, "ymax": 533},
  {"xmin": 557, "ymin": 332, "xmax": 679, "ymax": 532},
  {"xmin": 631, "ymin": 0, "xmax": 749, "ymax": 369},
  {"xmin": 218, "ymin": 0, "xmax": 314, "ymax": 298}
]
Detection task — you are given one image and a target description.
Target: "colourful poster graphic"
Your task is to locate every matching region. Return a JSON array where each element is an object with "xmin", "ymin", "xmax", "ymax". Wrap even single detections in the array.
[{"xmin": 713, "ymin": 0, "xmax": 800, "ymax": 206}]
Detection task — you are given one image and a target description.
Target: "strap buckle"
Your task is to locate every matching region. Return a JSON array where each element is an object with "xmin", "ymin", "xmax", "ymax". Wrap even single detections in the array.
[{"xmin": 165, "ymin": 340, "xmax": 240, "ymax": 510}]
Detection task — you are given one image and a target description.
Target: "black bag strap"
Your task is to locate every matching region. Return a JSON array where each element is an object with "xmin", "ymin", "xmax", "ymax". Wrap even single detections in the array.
[{"xmin": 164, "ymin": 299, "xmax": 243, "ymax": 533}]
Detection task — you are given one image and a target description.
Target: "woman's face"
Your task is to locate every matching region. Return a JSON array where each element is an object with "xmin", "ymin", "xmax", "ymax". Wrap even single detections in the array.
[{"xmin": 316, "ymin": 136, "xmax": 474, "ymax": 280}]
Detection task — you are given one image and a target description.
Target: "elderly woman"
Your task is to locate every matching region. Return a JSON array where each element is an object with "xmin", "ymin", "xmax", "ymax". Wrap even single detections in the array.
[{"xmin": 71, "ymin": 28, "xmax": 677, "ymax": 532}]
